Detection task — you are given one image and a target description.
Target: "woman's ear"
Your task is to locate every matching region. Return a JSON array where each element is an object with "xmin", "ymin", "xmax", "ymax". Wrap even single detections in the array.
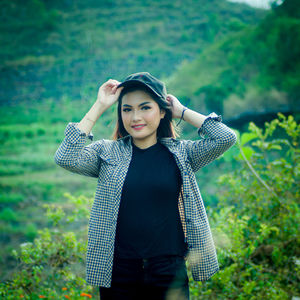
[{"xmin": 160, "ymin": 109, "xmax": 166, "ymax": 119}]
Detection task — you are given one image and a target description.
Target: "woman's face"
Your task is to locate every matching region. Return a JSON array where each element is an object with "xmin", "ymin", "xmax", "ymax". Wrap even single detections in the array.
[{"xmin": 121, "ymin": 90, "xmax": 165, "ymax": 148}]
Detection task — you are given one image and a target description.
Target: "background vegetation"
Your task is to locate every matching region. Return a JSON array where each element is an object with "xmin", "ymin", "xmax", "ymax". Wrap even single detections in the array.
[{"xmin": 0, "ymin": 0, "xmax": 299, "ymax": 298}]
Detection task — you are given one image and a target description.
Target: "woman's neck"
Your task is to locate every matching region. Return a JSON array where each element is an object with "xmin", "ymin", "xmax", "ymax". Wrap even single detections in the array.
[{"xmin": 132, "ymin": 136, "xmax": 158, "ymax": 149}]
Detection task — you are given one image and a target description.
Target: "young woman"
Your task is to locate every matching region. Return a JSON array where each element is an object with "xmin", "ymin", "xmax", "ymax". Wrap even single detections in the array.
[{"xmin": 54, "ymin": 72, "xmax": 237, "ymax": 300}]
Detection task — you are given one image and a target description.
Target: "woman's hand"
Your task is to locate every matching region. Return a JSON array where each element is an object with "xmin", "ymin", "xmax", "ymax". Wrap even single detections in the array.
[
  {"xmin": 166, "ymin": 94, "xmax": 185, "ymax": 119},
  {"xmin": 96, "ymin": 79, "xmax": 124, "ymax": 109}
]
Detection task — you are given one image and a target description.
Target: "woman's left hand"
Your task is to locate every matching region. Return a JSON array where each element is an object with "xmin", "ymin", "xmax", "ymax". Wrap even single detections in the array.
[{"xmin": 166, "ymin": 94, "xmax": 185, "ymax": 119}]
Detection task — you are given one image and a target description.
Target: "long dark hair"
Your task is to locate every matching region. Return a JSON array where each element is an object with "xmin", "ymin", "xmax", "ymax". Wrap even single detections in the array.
[{"xmin": 111, "ymin": 83, "xmax": 178, "ymax": 140}]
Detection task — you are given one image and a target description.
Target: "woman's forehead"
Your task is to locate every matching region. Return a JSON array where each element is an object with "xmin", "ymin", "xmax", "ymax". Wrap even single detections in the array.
[{"xmin": 122, "ymin": 90, "xmax": 156, "ymax": 105}]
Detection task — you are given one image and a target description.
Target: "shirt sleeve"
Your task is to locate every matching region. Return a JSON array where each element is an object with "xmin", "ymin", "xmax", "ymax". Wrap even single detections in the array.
[
  {"xmin": 54, "ymin": 122, "xmax": 102, "ymax": 178},
  {"xmin": 182, "ymin": 112, "xmax": 237, "ymax": 172}
]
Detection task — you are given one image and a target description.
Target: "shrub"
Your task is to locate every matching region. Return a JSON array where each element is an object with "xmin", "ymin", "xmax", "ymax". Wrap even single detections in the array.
[
  {"xmin": 188, "ymin": 113, "xmax": 300, "ymax": 299},
  {"xmin": 0, "ymin": 193, "xmax": 96, "ymax": 299}
]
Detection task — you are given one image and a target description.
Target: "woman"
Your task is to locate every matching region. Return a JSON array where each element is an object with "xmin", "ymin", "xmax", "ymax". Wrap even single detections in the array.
[{"xmin": 54, "ymin": 72, "xmax": 237, "ymax": 300}]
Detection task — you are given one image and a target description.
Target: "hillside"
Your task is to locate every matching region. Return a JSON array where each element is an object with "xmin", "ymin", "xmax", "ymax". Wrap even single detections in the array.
[
  {"xmin": 166, "ymin": 0, "xmax": 300, "ymax": 120},
  {"xmin": 0, "ymin": 0, "xmax": 267, "ymax": 105}
]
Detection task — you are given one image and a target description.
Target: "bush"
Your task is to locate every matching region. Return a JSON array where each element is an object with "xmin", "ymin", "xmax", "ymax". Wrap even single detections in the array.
[
  {"xmin": 188, "ymin": 113, "xmax": 300, "ymax": 299},
  {"xmin": 0, "ymin": 193, "xmax": 96, "ymax": 299},
  {"xmin": 0, "ymin": 207, "xmax": 18, "ymax": 222}
]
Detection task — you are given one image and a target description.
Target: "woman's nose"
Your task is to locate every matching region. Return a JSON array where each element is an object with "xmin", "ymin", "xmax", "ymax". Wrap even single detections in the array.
[{"xmin": 132, "ymin": 110, "xmax": 142, "ymax": 121}]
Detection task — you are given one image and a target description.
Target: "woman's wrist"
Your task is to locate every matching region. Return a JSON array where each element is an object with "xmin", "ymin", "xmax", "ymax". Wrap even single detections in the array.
[
  {"xmin": 177, "ymin": 107, "xmax": 208, "ymax": 128},
  {"xmin": 76, "ymin": 101, "xmax": 106, "ymax": 135},
  {"xmin": 186, "ymin": 110, "xmax": 208, "ymax": 128},
  {"xmin": 94, "ymin": 100, "xmax": 110, "ymax": 116},
  {"xmin": 176, "ymin": 106, "xmax": 189, "ymax": 126}
]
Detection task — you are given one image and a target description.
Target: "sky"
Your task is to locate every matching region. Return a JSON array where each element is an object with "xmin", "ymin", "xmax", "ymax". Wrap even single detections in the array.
[{"xmin": 227, "ymin": 0, "xmax": 275, "ymax": 9}]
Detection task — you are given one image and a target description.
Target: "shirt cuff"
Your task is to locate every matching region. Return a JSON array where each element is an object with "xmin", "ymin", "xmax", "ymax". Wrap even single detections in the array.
[
  {"xmin": 64, "ymin": 122, "xmax": 94, "ymax": 144},
  {"xmin": 197, "ymin": 112, "xmax": 222, "ymax": 137}
]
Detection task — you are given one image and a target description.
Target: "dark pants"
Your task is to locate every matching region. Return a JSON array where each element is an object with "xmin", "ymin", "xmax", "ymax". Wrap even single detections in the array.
[{"xmin": 99, "ymin": 254, "xmax": 190, "ymax": 300}]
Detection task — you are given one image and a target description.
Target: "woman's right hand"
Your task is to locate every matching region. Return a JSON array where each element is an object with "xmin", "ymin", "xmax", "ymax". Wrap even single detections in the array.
[{"xmin": 96, "ymin": 79, "xmax": 124, "ymax": 109}]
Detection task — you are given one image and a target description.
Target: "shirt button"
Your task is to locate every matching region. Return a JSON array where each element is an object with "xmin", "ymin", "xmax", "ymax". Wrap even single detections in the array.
[{"xmin": 186, "ymin": 194, "xmax": 190, "ymax": 198}]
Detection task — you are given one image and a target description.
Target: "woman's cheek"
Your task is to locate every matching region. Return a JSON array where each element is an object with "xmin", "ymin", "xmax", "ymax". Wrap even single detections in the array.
[
  {"xmin": 121, "ymin": 113, "xmax": 130, "ymax": 127},
  {"xmin": 146, "ymin": 110, "xmax": 160, "ymax": 122}
]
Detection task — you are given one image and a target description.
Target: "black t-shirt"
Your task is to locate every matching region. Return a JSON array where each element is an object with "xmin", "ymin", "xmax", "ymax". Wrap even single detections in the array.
[{"xmin": 114, "ymin": 139, "xmax": 188, "ymax": 259}]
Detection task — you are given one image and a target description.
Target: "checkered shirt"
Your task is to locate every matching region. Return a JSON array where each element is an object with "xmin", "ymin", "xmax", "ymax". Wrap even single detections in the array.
[{"xmin": 54, "ymin": 112, "xmax": 237, "ymax": 287}]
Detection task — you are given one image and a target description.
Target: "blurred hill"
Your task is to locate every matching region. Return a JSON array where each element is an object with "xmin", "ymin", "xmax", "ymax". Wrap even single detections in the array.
[
  {"xmin": 166, "ymin": 0, "xmax": 300, "ymax": 121},
  {"xmin": 0, "ymin": 0, "xmax": 267, "ymax": 105}
]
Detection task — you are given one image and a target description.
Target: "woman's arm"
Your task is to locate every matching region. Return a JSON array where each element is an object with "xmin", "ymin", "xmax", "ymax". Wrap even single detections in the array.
[
  {"xmin": 54, "ymin": 122, "xmax": 102, "ymax": 178},
  {"xmin": 178, "ymin": 107, "xmax": 208, "ymax": 128},
  {"xmin": 75, "ymin": 101, "xmax": 107, "ymax": 136},
  {"xmin": 166, "ymin": 94, "xmax": 208, "ymax": 127},
  {"xmin": 76, "ymin": 79, "xmax": 124, "ymax": 135},
  {"xmin": 54, "ymin": 79, "xmax": 124, "ymax": 177},
  {"xmin": 167, "ymin": 94, "xmax": 237, "ymax": 172}
]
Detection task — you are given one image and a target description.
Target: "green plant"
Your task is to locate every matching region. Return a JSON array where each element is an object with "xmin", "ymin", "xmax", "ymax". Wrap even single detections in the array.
[
  {"xmin": 0, "ymin": 193, "xmax": 97, "ymax": 299},
  {"xmin": 189, "ymin": 113, "xmax": 300, "ymax": 299}
]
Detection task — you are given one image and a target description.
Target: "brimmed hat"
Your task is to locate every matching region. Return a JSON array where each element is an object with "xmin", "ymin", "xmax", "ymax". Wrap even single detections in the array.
[{"xmin": 117, "ymin": 72, "xmax": 167, "ymax": 101}]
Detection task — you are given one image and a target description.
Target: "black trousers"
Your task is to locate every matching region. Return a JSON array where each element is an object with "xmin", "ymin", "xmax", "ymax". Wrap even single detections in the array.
[{"xmin": 99, "ymin": 254, "xmax": 190, "ymax": 300}]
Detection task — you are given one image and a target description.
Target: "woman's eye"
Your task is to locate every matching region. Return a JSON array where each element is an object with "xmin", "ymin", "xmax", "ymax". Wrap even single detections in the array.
[
  {"xmin": 122, "ymin": 108, "xmax": 131, "ymax": 112},
  {"xmin": 141, "ymin": 106, "xmax": 151, "ymax": 110}
]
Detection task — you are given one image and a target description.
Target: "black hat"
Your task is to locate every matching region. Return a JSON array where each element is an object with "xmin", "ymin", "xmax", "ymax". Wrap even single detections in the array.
[{"xmin": 117, "ymin": 72, "xmax": 167, "ymax": 101}]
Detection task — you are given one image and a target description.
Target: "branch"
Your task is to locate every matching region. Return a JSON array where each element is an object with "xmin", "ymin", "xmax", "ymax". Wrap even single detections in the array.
[{"xmin": 239, "ymin": 146, "xmax": 279, "ymax": 200}]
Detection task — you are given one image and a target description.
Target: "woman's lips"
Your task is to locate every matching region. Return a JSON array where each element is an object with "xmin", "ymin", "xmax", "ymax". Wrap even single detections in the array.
[{"xmin": 132, "ymin": 124, "xmax": 146, "ymax": 131}]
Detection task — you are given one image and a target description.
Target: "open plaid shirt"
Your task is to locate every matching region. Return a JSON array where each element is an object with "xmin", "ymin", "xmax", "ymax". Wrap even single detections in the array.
[{"xmin": 54, "ymin": 112, "xmax": 237, "ymax": 287}]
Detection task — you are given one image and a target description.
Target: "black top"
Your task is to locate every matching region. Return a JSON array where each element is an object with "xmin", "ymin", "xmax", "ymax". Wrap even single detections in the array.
[{"xmin": 114, "ymin": 140, "xmax": 187, "ymax": 259}]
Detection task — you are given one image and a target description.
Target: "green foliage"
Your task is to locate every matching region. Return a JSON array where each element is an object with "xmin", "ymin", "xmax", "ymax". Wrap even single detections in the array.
[
  {"xmin": 0, "ymin": 0, "xmax": 59, "ymax": 60},
  {"xmin": 0, "ymin": 193, "xmax": 96, "ymax": 299},
  {"xmin": 0, "ymin": 193, "xmax": 24, "ymax": 204},
  {"xmin": 255, "ymin": 14, "xmax": 300, "ymax": 109},
  {"xmin": 188, "ymin": 113, "xmax": 300, "ymax": 299},
  {"xmin": 0, "ymin": 100, "xmax": 108, "ymax": 279},
  {"xmin": 24, "ymin": 223, "xmax": 38, "ymax": 241},
  {"xmin": 0, "ymin": 207, "xmax": 18, "ymax": 222},
  {"xmin": 273, "ymin": 0, "xmax": 300, "ymax": 18}
]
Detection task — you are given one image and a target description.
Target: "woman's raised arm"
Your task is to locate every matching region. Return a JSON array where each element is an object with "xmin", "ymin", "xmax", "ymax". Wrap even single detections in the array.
[
  {"xmin": 166, "ymin": 94, "xmax": 237, "ymax": 173},
  {"xmin": 182, "ymin": 112, "xmax": 237, "ymax": 172},
  {"xmin": 54, "ymin": 80, "xmax": 124, "ymax": 177},
  {"xmin": 77, "ymin": 79, "xmax": 124, "ymax": 135}
]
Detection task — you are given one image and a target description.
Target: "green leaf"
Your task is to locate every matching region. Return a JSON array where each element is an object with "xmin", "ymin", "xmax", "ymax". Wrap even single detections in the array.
[
  {"xmin": 240, "ymin": 132, "xmax": 257, "ymax": 146},
  {"xmin": 237, "ymin": 146, "xmax": 254, "ymax": 160},
  {"xmin": 268, "ymin": 144, "xmax": 282, "ymax": 150},
  {"xmin": 222, "ymin": 145, "xmax": 240, "ymax": 162}
]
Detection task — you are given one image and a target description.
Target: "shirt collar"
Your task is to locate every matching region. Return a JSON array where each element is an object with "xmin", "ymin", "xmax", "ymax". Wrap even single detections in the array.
[
  {"xmin": 118, "ymin": 135, "xmax": 184, "ymax": 161},
  {"xmin": 119, "ymin": 134, "xmax": 180, "ymax": 148}
]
